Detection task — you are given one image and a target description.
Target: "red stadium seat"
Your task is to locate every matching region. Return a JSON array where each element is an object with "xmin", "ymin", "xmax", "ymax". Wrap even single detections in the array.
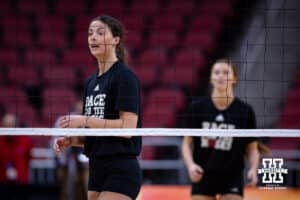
[
  {"xmin": 2, "ymin": 23, "xmax": 31, "ymax": 48},
  {"xmin": 92, "ymin": 0, "xmax": 124, "ymax": 17},
  {"xmin": 128, "ymin": 1, "xmax": 159, "ymax": 16},
  {"xmin": 162, "ymin": 67, "xmax": 200, "ymax": 89},
  {"xmin": 73, "ymin": 31, "xmax": 88, "ymax": 48},
  {"xmin": 142, "ymin": 86, "xmax": 186, "ymax": 127},
  {"xmin": 133, "ymin": 67, "xmax": 158, "ymax": 88},
  {"xmin": 0, "ymin": 87, "xmax": 27, "ymax": 106},
  {"xmin": 269, "ymin": 138, "xmax": 300, "ymax": 149},
  {"xmin": 133, "ymin": 0, "xmax": 160, "ymax": 2},
  {"xmin": 138, "ymin": 48, "xmax": 168, "ymax": 68},
  {"xmin": 43, "ymin": 87, "xmax": 76, "ymax": 101},
  {"xmin": 2, "ymin": 29, "xmax": 32, "ymax": 48},
  {"xmin": 43, "ymin": 102, "xmax": 74, "ymax": 126},
  {"xmin": 74, "ymin": 15, "xmax": 94, "ymax": 32},
  {"xmin": 125, "ymin": 31, "xmax": 143, "ymax": 50},
  {"xmin": 164, "ymin": 1, "xmax": 194, "ymax": 16},
  {"xmin": 0, "ymin": 1, "xmax": 11, "ymax": 14},
  {"xmin": 37, "ymin": 31, "xmax": 66, "ymax": 49},
  {"xmin": 1, "ymin": 15, "xmax": 30, "ymax": 31},
  {"xmin": 123, "ymin": 15, "xmax": 145, "ymax": 32},
  {"xmin": 6, "ymin": 100, "xmax": 37, "ymax": 127},
  {"xmin": 148, "ymin": 31, "xmax": 177, "ymax": 50},
  {"xmin": 0, "ymin": 49, "xmax": 18, "ymax": 65},
  {"xmin": 200, "ymin": 0, "xmax": 234, "ymax": 18},
  {"xmin": 44, "ymin": 66, "xmax": 76, "ymax": 88},
  {"xmin": 9, "ymin": 67, "xmax": 41, "ymax": 86},
  {"xmin": 55, "ymin": 0, "xmax": 86, "ymax": 15},
  {"xmin": 142, "ymin": 104, "xmax": 177, "ymax": 128},
  {"xmin": 147, "ymin": 87, "xmax": 185, "ymax": 111},
  {"xmin": 190, "ymin": 14, "xmax": 224, "ymax": 35},
  {"xmin": 63, "ymin": 49, "xmax": 96, "ymax": 68},
  {"xmin": 36, "ymin": 15, "xmax": 65, "ymax": 33},
  {"xmin": 43, "ymin": 87, "xmax": 76, "ymax": 110},
  {"xmin": 24, "ymin": 49, "xmax": 55, "ymax": 65},
  {"xmin": 174, "ymin": 49, "xmax": 206, "ymax": 70},
  {"xmin": 18, "ymin": 0, "xmax": 47, "ymax": 15},
  {"xmin": 183, "ymin": 31, "xmax": 216, "ymax": 53},
  {"xmin": 152, "ymin": 15, "xmax": 184, "ymax": 32}
]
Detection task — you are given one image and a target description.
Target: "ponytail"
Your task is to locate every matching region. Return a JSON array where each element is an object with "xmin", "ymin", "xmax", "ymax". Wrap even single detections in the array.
[{"xmin": 116, "ymin": 41, "xmax": 128, "ymax": 65}]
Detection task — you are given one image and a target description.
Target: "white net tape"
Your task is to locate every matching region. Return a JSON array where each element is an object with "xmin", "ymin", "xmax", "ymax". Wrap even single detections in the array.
[{"xmin": 0, "ymin": 128, "xmax": 299, "ymax": 137}]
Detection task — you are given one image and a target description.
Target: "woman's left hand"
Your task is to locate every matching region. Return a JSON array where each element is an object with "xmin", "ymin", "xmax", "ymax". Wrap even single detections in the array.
[
  {"xmin": 58, "ymin": 115, "xmax": 85, "ymax": 128},
  {"xmin": 247, "ymin": 168, "xmax": 258, "ymax": 187}
]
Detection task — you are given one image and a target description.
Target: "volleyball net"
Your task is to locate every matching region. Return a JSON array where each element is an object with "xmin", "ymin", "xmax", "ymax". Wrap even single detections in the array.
[{"xmin": 0, "ymin": 128, "xmax": 299, "ymax": 137}]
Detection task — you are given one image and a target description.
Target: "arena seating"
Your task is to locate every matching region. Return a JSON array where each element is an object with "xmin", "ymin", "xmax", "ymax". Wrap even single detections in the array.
[{"xmin": 0, "ymin": 0, "xmax": 236, "ymax": 129}]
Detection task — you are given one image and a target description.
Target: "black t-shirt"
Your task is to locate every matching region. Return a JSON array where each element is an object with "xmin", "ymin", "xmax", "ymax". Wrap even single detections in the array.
[
  {"xmin": 82, "ymin": 61, "xmax": 142, "ymax": 158},
  {"xmin": 186, "ymin": 97, "xmax": 256, "ymax": 174}
]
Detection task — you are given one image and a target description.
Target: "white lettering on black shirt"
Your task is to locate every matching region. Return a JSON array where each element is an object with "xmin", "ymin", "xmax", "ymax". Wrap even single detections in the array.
[{"xmin": 85, "ymin": 94, "xmax": 106, "ymax": 118}]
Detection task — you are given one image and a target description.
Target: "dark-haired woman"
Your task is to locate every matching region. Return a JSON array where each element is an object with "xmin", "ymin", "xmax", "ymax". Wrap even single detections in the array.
[
  {"xmin": 182, "ymin": 59, "xmax": 260, "ymax": 200},
  {"xmin": 54, "ymin": 15, "xmax": 142, "ymax": 200}
]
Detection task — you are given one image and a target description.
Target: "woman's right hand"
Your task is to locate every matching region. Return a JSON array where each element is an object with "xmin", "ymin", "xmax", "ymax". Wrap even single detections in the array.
[
  {"xmin": 188, "ymin": 163, "xmax": 204, "ymax": 183},
  {"xmin": 54, "ymin": 137, "xmax": 72, "ymax": 154}
]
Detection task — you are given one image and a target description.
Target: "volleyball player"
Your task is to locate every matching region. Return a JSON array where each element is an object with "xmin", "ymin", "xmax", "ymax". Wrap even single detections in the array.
[
  {"xmin": 182, "ymin": 59, "xmax": 260, "ymax": 200},
  {"xmin": 53, "ymin": 15, "xmax": 142, "ymax": 200}
]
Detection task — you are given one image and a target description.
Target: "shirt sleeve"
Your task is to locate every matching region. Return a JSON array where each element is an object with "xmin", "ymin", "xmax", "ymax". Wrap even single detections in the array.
[{"xmin": 115, "ymin": 70, "xmax": 140, "ymax": 114}]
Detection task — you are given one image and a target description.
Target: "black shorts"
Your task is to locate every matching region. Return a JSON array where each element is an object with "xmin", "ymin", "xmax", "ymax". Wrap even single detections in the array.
[
  {"xmin": 88, "ymin": 156, "xmax": 142, "ymax": 199},
  {"xmin": 192, "ymin": 172, "xmax": 244, "ymax": 197}
]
